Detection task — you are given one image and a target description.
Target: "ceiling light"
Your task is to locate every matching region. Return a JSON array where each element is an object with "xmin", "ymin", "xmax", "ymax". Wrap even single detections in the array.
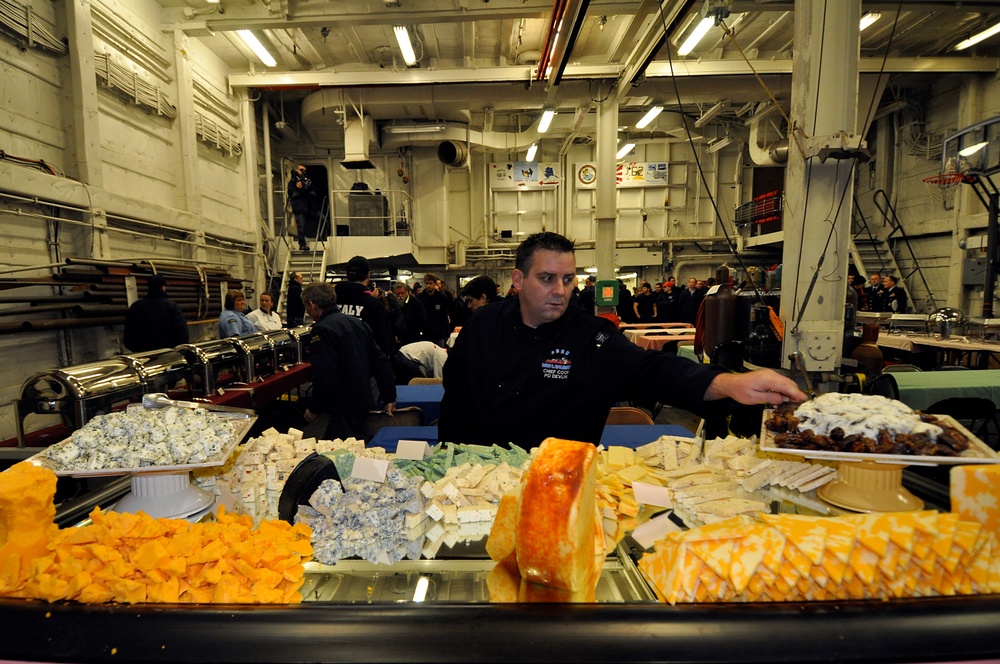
[
  {"xmin": 537, "ymin": 110, "xmax": 556, "ymax": 134},
  {"xmin": 483, "ymin": 107, "xmax": 494, "ymax": 132},
  {"xmin": 859, "ymin": 12, "xmax": 881, "ymax": 32},
  {"xmin": 526, "ymin": 143, "xmax": 538, "ymax": 162},
  {"xmin": 616, "ymin": 143, "xmax": 635, "ymax": 160},
  {"xmin": 695, "ymin": 101, "xmax": 726, "ymax": 128},
  {"xmin": 707, "ymin": 136, "xmax": 734, "ymax": 153},
  {"xmin": 678, "ymin": 17, "xmax": 714, "ymax": 56},
  {"xmin": 394, "ymin": 26, "xmax": 417, "ymax": 66},
  {"xmin": 956, "ymin": 22, "xmax": 1000, "ymax": 50},
  {"xmin": 636, "ymin": 106, "xmax": 663, "ymax": 130},
  {"xmin": 237, "ymin": 30, "xmax": 276, "ymax": 67},
  {"xmin": 383, "ymin": 123, "xmax": 447, "ymax": 134},
  {"xmin": 959, "ymin": 141, "xmax": 989, "ymax": 157}
]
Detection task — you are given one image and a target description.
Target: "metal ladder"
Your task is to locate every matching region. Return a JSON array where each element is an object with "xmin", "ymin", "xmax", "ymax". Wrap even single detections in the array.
[
  {"xmin": 849, "ymin": 191, "xmax": 938, "ymax": 313},
  {"xmin": 276, "ymin": 197, "xmax": 330, "ymax": 317}
]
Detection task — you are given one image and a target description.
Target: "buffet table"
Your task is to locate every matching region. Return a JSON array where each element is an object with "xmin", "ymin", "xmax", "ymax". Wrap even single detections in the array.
[
  {"xmin": 876, "ymin": 333, "xmax": 1000, "ymax": 368},
  {"xmin": 626, "ymin": 329, "xmax": 698, "ymax": 352},
  {"xmin": 893, "ymin": 369, "xmax": 1000, "ymax": 411},
  {"xmin": 368, "ymin": 424, "xmax": 693, "ymax": 452}
]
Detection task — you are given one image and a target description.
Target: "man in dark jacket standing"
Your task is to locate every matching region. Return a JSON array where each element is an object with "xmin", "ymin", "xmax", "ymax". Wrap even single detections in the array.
[
  {"xmin": 285, "ymin": 272, "xmax": 305, "ymax": 327},
  {"xmin": 287, "ymin": 164, "xmax": 313, "ymax": 251},
  {"xmin": 393, "ymin": 281, "xmax": 427, "ymax": 347},
  {"xmin": 417, "ymin": 272, "xmax": 451, "ymax": 346},
  {"xmin": 301, "ymin": 282, "xmax": 396, "ymax": 440},
  {"xmin": 123, "ymin": 274, "xmax": 189, "ymax": 352},
  {"xmin": 334, "ymin": 255, "xmax": 393, "ymax": 357}
]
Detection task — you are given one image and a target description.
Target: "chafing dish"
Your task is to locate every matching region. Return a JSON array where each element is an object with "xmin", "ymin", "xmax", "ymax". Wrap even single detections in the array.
[
  {"xmin": 176, "ymin": 339, "xmax": 245, "ymax": 395},
  {"xmin": 888, "ymin": 313, "xmax": 929, "ymax": 334},
  {"xmin": 856, "ymin": 311, "xmax": 893, "ymax": 328},
  {"xmin": 263, "ymin": 330, "xmax": 299, "ymax": 367},
  {"xmin": 287, "ymin": 325, "xmax": 313, "ymax": 363},
  {"xmin": 223, "ymin": 333, "xmax": 276, "ymax": 382},
  {"xmin": 965, "ymin": 317, "xmax": 1000, "ymax": 340},
  {"xmin": 927, "ymin": 308, "xmax": 966, "ymax": 340},
  {"xmin": 116, "ymin": 349, "xmax": 193, "ymax": 397},
  {"xmin": 15, "ymin": 359, "xmax": 144, "ymax": 444}
]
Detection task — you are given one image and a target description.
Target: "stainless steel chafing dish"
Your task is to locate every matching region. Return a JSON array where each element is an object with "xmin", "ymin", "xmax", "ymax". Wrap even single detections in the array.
[
  {"xmin": 263, "ymin": 330, "xmax": 299, "ymax": 367},
  {"xmin": 287, "ymin": 325, "xmax": 313, "ymax": 363},
  {"xmin": 888, "ymin": 313, "xmax": 929, "ymax": 334},
  {"xmin": 116, "ymin": 349, "xmax": 193, "ymax": 398},
  {"xmin": 965, "ymin": 317, "xmax": 1000, "ymax": 340},
  {"xmin": 856, "ymin": 311, "xmax": 893, "ymax": 328},
  {"xmin": 15, "ymin": 359, "xmax": 145, "ymax": 444},
  {"xmin": 223, "ymin": 333, "xmax": 276, "ymax": 382},
  {"xmin": 176, "ymin": 339, "xmax": 245, "ymax": 396}
]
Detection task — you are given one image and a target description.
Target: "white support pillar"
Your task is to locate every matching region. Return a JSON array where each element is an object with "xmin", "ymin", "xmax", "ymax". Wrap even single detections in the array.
[
  {"xmin": 595, "ymin": 98, "xmax": 618, "ymax": 283},
  {"xmin": 174, "ymin": 30, "xmax": 202, "ymax": 215},
  {"xmin": 64, "ymin": 0, "xmax": 102, "ymax": 187},
  {"xmin": 780, "ymin": 0, "xmax": 861, "ymax": 372}
]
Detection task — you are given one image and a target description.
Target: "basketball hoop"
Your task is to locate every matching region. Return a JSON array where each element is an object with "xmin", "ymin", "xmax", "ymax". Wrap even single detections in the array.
[{"xmin": 922, "ymin": 173, "xmax": 965, "ymax": 206}]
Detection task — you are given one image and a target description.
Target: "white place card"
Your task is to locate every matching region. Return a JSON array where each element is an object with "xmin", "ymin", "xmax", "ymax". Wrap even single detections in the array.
[
  {"xmin": 631, "ymin": 511, "xmax": 683, "ymax": 550},
  {"xmin": 632, "ymin": 481, "xmax": 673, "ymax": 508},
  {"xmin": 351, "ymin": 456, "xmax": 390, "ymax": 482},
  {"xmin": 396, "ymin": 439, "xmax": 431, "ymax": 460}
]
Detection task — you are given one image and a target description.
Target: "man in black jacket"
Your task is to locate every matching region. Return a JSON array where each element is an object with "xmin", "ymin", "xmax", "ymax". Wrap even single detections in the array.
[
  {"xmin": 334, "ymin": 255, "xmax": 393, "ymax": 357},
  {"xmin": 285, "ymin": 272, "xmax": 305, "ymax": 327},
  {"xmin": 417, "ymin": 272, "xmax": 451, "ymax": 346},
  {"xmin": 123, "ymin": 274, "xmax": 189, "ymax": 352},
  {"xmin": 393, "ymin": 281, "xmax": 427, "ymax": 347},
  {"xmin": 301, "ymin": 282, "xmax": 396, "ymax": 440},
  {"xmin": 439, "ymin": 232, "xmax": 805, "ymax": 448},
  {"xmin": 287, "ymin": 164, "xmax": 313, "ymax": 251}
]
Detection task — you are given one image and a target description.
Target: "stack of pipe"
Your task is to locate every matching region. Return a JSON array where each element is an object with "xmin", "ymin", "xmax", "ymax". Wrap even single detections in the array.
[{"xmin": 0, "ymin": 258, "xmax": 243, "ymax": 334}]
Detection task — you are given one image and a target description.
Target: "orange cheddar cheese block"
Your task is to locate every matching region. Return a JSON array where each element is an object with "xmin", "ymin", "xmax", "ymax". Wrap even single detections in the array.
[
  {"xmin": 951, "ymin": 464, "xmax": 1000, "ymax": 542},
  {"xmin": 515, "ymin": 438, "xmax": 598, "ymax": 592}
]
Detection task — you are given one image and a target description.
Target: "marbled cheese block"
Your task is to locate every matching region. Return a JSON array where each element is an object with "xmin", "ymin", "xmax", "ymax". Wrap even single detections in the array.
[{"xmin": 951, "ymin": 464, "xmax": 1000, "ymax": 542}]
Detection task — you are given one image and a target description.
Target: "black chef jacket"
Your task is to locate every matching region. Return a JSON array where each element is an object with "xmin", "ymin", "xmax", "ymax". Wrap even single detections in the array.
[{"xmin": 439, "ymin": 298, "xmax": 726, "ymax": 448}]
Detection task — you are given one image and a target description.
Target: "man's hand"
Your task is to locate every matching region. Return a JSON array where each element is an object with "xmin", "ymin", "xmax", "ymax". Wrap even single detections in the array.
[
  {"xmin": 304, "ymin": 408, "xmax": 317, "ymax": 423},
  {"xmin": 385, "ymin": 402, "xmax": 396, "ymax": 416},
  {"xmin": 704, "ymin": 369, "xmax": 808, "ymax": 405},
  {"xmin": 296, "ymin": 180, "xmax": 303, "ymax": 189}
]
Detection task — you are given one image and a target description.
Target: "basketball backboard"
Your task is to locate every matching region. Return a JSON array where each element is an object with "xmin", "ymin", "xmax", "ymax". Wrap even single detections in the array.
[{"xmin": 942, "ymin": 115, "xmax": 1000, "ymax": 177}]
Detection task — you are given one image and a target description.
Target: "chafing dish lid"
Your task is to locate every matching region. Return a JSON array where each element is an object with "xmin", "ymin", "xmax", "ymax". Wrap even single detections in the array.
[
  {"xmin": 224, "ymin": 334, "xmax": 275, "ymax": 355},
  {"xmin": 264, "ymin": 330, "xmax": 296, "ymax": 348},
  {"xmin": 286, "ymin": 325, "xmax": 313, "ymax": 341},
  {"xmin": 20, "ymin": 359, "xmax": 143, "ymax": 401},
  {"xmin": 177, "ymin": 339, "xmax": 241, "ymax": 363},
  {"xmin": 116, "ymin": 349, "xmax": 189, "ymax": 380}
]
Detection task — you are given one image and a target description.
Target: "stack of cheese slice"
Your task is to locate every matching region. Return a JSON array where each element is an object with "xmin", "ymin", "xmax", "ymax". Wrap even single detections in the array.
[
  {"xmin": 639, "ymin": 511, "xmax": 1000, "ymax": 604},
  {"xmin": 486, "ymin": 438, "xmax": 603, "ymax": 593}
]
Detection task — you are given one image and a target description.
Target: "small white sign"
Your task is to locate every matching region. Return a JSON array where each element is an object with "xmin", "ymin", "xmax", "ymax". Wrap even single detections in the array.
[
  {"xmin": 351, "ymin": 456, "xmax": 390, "ymax": 483},
  {"xmin": 632, "ymin": 481, "xmax": 673, "ymax": 508},
  {"xmin": 631, "ymin": 511, "xmax": 683, "ymax": 550},
  {"xmin": 396, "ymin": 439, "xmax": 431, "ymax": 460}
]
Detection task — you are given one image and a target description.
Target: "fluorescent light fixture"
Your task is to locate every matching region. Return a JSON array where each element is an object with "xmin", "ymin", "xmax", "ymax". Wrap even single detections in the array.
[
  {"xmin": 413, "ymin": 576, "xmax": 430, "ymax": 602},
  {"xmin": 383, "ymin": 123, "xmax": 447, "ymax": 134},
  {"xmin": 237, "ymin": 30, "xmax": 276, "ymax": 67},
  {"xmin": 526, "ymin": 143, "xmax": 538, "ymax": 161},
  {"xmin": 956, "ymin": 22, "xmax": 1000, "ymax": 50},
  {"xmin": 695, "ymin": 101, "xmax": 726, "ymax": 128},
  {"xmin": 616, "ymin": 142, "xmax": 635, "ymax": 160},
  {"xmin": 706, "ymin": 136, "xmax": 734, "ymax": 153},
  {"xmin": 394, "ymin": 25, "xmax": 417, "ymax": 66},
  {"xmin": 859, "ymin": 12, "xmax": 881, "ymax": 32},
  {"xmin": 636, "ymin": 106, "xmax": 663, "ymax": 129},
  {"xmin": 483, "ymin": 107, "xmax": 494, "ymax": 132},
  {"xmin": 537, "ymin": 109, "xmax": 556, "ymax": 133},
  {"xmin": 959, "ymin": 141, "xmax": 989, "ymax": 157},
  {"xmin": 678, "ymin": 17, "xmax": 714, "ymax": 56},
  {"xmin": 585, "ymin": 266, "xmax": 598, "ymax": 273}
]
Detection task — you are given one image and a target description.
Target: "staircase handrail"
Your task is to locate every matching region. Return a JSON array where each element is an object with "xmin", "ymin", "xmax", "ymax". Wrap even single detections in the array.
[{"xmin": 872, "ymin": 189, "xmax": 938, "ymax": 312}]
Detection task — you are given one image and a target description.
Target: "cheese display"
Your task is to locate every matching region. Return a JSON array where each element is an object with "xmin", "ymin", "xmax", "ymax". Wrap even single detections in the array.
[
  {"xmin": 765, "ymin": 393, "xmax": 973, "ymax": 457},
  {"xmin": 639, "ymin": 511, "xmax": 1000, "ymax": 604},
  {"xmin": 39, "ymin": 405, "xmax": 236, "ymax": 471},
  {"xmin": 498, "ymin": 438, "xmax": 602, "ymax": 593},
  {"xmin": 193, "ymin": 427, "xmax": 368, "ymax": 524},
  {"xmin": 0, "ymin": 462, "xmax": 313, "ymax": 604},
  {"xmin": 951, "ymin": 464, "xmax": 1000, "ymax": 543}
]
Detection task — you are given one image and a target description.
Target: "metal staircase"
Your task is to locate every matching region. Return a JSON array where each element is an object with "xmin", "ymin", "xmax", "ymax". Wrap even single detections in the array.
[
  {"xmin": 849, "ymin": 191, "xmax": 938, "ymax": 313},
  {"xmin": 276, "ymin": 196, "xmax": 330, "ymax": 318}
]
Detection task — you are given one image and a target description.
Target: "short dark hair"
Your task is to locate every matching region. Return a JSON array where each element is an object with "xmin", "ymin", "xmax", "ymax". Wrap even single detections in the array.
[
  {"xmin": 515, "ymin": 232, "xmax": 575, "ymax": 275},
  {"xmin": 301, "ymin": 281, "xmax": 337, "ymax": 311},
  {"xmin": 461, "ymin": 275, "xmax": 500, "ymax": 302},
  {"xmin": 224, "ymin": 290, "xmax": 245, "ymax": 310}
]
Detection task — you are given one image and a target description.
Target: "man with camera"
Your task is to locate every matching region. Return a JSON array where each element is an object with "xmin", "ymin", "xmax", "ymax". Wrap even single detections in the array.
[{"xmin": 287, "ymin": 164, "xmax": 313, "ymax": 251}]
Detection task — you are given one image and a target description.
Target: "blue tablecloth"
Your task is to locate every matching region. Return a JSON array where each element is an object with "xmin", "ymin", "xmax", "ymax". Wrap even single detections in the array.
[
  {"xmin": 893, "ymin": 369, "xmax": 1000, "ymax": 411},
  {"xmin": 394, "ymin": 384, "xmax": 445, "ymax": 423},
  {"xmin": 367, "ymin": 424, "xmax": 693, "ymax": 453}
]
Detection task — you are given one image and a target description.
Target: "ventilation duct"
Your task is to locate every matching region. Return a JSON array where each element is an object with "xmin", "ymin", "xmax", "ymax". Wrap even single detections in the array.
[
  {"xmin": 438, "ymin": 141, "xmax": 469, "ymax": 167},
  {"xmin": 341, "ymin": 115, "xmax": 377, "ymax": 169},
  {"xmin": 747, "ymin": 103, "xmax": 787, "ymax": 167}
]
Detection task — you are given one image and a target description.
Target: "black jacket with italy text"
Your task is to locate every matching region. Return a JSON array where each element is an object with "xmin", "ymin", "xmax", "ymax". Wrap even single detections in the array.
[
  {"xmin": 334, "ymin": 281, "xmax": 393, "ymax": 357},
  {"xmin": 439, "ymin": 298, "xmax": 726, "ymax": 448}
]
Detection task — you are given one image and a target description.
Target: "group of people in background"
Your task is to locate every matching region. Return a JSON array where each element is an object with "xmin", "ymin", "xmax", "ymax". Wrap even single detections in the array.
[
  {"xmin": 852, "ymin": 271, "xmax": 909, "ymax": 313},
  {"xmin": 579, "ymin": 275, "xmax": 709, "ymax": 325}
]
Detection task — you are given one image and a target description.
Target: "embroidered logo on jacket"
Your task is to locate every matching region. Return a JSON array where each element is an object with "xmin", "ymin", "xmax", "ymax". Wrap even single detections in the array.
[{"xmin": 541, "ymin": 348, "xmax": 571, "ymax": 380}]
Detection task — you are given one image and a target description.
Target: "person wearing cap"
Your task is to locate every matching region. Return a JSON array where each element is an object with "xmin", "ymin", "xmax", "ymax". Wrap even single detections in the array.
[
  {"xmin": 217, "ymin": 290, "xmax": 257, "ymax": 338},
  {"xmin": 657, "ymin": 277, "xmax": 681, "ymax": 322},
  {"xmin": 578, "ymin": 274, "xmax": 596, "ymax": 314},
  {"xmin": 301, "ymin": 281, "xmax": 396, "ymax": 440},
  {"xmin": 123, "ymin": 274, "xmax": 189, "ymax": 352},
  {"xmin": 246, "ymin": 292, "xmax": 282, "ymax": 332},
  {"xmin": 334, "ymin": 255, "xmax": 393, "ymax": 357}
]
